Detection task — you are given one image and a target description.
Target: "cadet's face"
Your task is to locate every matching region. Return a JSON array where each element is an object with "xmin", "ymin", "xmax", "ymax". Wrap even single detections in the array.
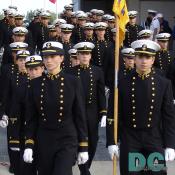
[
  {"xmin": 96, "ymin": 16, "xmax": 102, "ymax": 21},
  {"xmin": 65, "ymin": 10, "xmax": 72, "ymax": 16},
  {"xmin": 49, "ymin": 31, "xmax": 57, "ymax": 37},
  {"xmin": 16, "ymin": 58, "xmax": 26, "ymax": 71},
  {"xmin": 27, "ymin": 66, "xmax": 44, "ymax": 79},
  {"xmin": 84, "ymin": 29, "xmax": 93, "ymax": 37},
  {"xmin": 124, "ymin": 57, "xmax": 135, "ymax": 68},
  {"xmin": 95, "ymin": 29, "xmax": 105, "ymax": 37},
  {"xmin": 43, "ymin": 55, "xmax": 64, "ymax": 72},
  {"xmin": 61, "ymin": 32, "xmax": 72, "ymax": 41},
  {"xmin": 71, "ymin": 17, "xmax": 76, "ymax": 23},
  {"xmin": 41, "ymin": 18, "xmax": 49, "ymax": 26},
  {"xmin": 12, "ymin": 52, "xmax": 17, "ymax": 63},
  {"xmin": 129, "ymin": 17, "xmax": 137, "ymax": 25},
  {"xmin": 135, "ymin": 54, "xmax": 155, "ymax": 72},
  {"xmin": 77, "ymin": 52, "xmax": 91, "ymax": 65},
  {"xmin": 78, "ymin": 19, "xmax": 86, "ymax": 26},
  {"xmin": 15, "ymin": 19, "xmax": 23, "ymax": 26},
  {"xmin": 71, "ymin": 57, "xmax": 80, "ymax": 67},
  {"xmin": 8, "ymin": 16, "xmax": 15, "ymax": 25},
  {"xmin": 13, "ymin": 35, "xmax": 25, "ymax": 42},
  {"xmin": 158, "ymin": 41, "xmax": 169, "ymax": 49},
  {"xmin": 55, "ymin": 26, "xmax": 61, "ymax": 34},
  {"xmin": 108, "ymin": 21, "xmax": 115, "ymax": 28}
]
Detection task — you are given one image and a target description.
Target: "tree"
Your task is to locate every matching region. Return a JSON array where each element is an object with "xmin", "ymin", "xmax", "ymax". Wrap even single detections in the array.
[{"xmin": 26, "ymin": 10, "xmax": 35, "ymax": 22}]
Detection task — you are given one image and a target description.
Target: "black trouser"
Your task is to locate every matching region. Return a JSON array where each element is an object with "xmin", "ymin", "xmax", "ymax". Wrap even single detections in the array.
[
  {"xmin": 37, "ymin": 128, "xmax": 77, "ymax": 175},
  {"xmin": 120, "ymin": 127, "xmax": 167, "ymax": 175},
  {"xmin": 79, "ymin": 106, "xmax": 99, "ymax": 175}
]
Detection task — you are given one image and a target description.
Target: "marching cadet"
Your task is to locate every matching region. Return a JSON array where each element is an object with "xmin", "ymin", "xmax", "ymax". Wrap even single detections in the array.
[
  {"xmin": 23, "ymin": 41, "xmax": 89, "ymax": 175},
  {"xmin": 86, "ymin": 12, "xmax": 93, "ymax": 23},
  {"xmin": 2, "ymin": 27, "xmax": 34, "ymax": 65},
  {"xmin": 32, "ymin": 11, "xmax": 50, "ymax": 52},
  {"xmin": 105, "ymin": 15, "xmax": 115, "ymax": 41},
  {"xmin": 72, "ymin": 12, "xmax": 87, "ymax": 43},
  {"xmin": 138, "ymin": 29, "xmax": 153, "ymax": 40},
  {"xmin": 68, "ymin": 48, "xmax": 80, "ymax": 67},
  {"xmin": 96, "ymin": 10, "xmax": 104, "ymax": 22},
  {"xmin": 82, "ymin": 22, "xmax": 96, "ymax": 43},
  {"xmin": 60, "ymin": 23, "xmax": 74, "ymax": 69},
  {"xmin": 123, "ymin": 10, "xmax": 143, "ymax": 47},
  {"xmin": 48, "ymin": 25, "xmax": 59, "ymax": 41},
  {"xmin": 63, "ymin": 5, "xmax": 73, "ymax": 23},
  {"xmin": 0, "ymin": 49, "xmax": 30, "ymax": 175},
  {"xmin": 107, "ymin": 39, "xmax": 175, "ymax": 175},
  {"xmin": 70, "ymin": 12, "xmax": 77, "ymax": 26},
  {"xmin": 0, "ymin": 115, "xmax": 8, "ymax": 128},
  {"xmin": 154, "ymin": 33, "xmax": 174, "ymax": 77},
  {"xmin": 28, "ymin": 10, "xmax": 40, "ymax": 32},
  {"xmin": 90, "ymin": 9, "xmax": 98, "ymax": 23},
  {"xmin": 53, "ymin": 18, "xmax": 67, "ymax": 42},
  {"xmin": 91, "ymin": 22, "xmax": 112, "ymax": 74},
  {"xmin": 67, "ymin": 42, "xmax": 107, "ymax": 175},
  {"xmin": 119, "ymin": 48, "xmax": 135, "ymax": 80}
]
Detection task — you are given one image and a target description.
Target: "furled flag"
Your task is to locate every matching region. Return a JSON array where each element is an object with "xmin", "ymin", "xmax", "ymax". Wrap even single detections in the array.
[
  {"xmin": 113, "ymin": 0, "xmax": 129, "ymax": 46},
  {"xmin": 49, "ymin": 0, "xmax": 57, "ymax": 4}
]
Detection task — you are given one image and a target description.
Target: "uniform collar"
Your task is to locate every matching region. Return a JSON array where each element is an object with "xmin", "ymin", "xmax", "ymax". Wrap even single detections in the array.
[
  {"xmin": 80, "ymin": 64, "xmax": 90, "ymax": 69},
  {"xmin": 136, "ymin": 69, "xmax": 152, "ymax": 80},
  {"xmin": 46, "ymin": 69, "xmax": 62, "ymax": 80}
]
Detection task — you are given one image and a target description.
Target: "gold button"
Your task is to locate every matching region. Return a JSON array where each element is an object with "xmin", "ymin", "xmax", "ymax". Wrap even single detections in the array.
[
  {"xmin": 41, "ymin": 89, "xmax": 44, "ymax": 92},
  {"xmin": 43, "ymin": 118, "xmax": 46, "ymax": 121},
  {"xmin": 90, "ymin": 79, "xmax": 93, "ymax": 82},
  {"xmin": 60, "ymin": 95, "xmax": 63, "ymax": 98},
  {"xmin": 132, "ymin": 82, "xmax": 135, "ymax": 85},
  {"xmin": 60, "ymin": 101, "xmax": 63, "ymax": 103},
  {"xmin": 152, "ymin": 82, "xmax": 155, "ymax": 85},
  {"xmin": 41, "ymin": 95, "xmax": 43, "ymax": 98},
  {"xmin": 133, "ymin": 118, "xmax": 136, "ymax": 121},
  {"xmin": 132, "ymin": 88, "xmax": 135, "ymax": 91},
  {"xmin": 133, "ymin": 125, "xmax": 136, "ymax": 128},
  {"xmin": 152, "ymin": 99, "xmax": 154, "ymax": 103},
  {"xmin": 150, "ymin": 106, "xmax": 154, "ymax": 109},
  {"xmin": 147, "ymin": 124, "xmax": 150, "ymax": 127},
  {"xmin": 152, "ymin": 88, "xmax": 155, "ymax": 90},
  {"xmin": 60, "ymin": 89, "xmax": 63, "ymax": 92},
  {"xmin": 151, "ymin": 77, "xmax": 154, "ymax": 80},
  {"xmin": 132, "ymin": 100, "xmax": 135, "ymax": 103},
  {"xmin": 149, "ymin": 118, "xmax": 152, "ymax": 121},
  {"xmin": 61, "ymin": 77, "xmax": 64, "ymax": 80},
  {"xmin": 60, "ymin": 107, "xmax": 63, "ymax": 110},
  {"xmin": 60, "ymin": 113, "xmax": 63, "ymax": 116},
  {"xmin": 152, "ymin": 93, "xmax": 155, "ymax": 96},
  {"xmin": 149, "ymin": 112, "xmax": 153, "ymax": 115},
  {"xmin": 132, "ymin": 94, "xmax": 134, "ymax": 97},
  {"xmin": 132, "ymin": 106, "xmax": 136, "ymax": 109},
  {"xmin": 42, "ymin": 83, "xmax": 44, "ymax": 86},
  {"xmin": 132, "ymin": 112, "xmax": 135, "ymax": 115},
  {"xmin": 41, "ymin": 101, "xmax": 43, "ymax": 104},
  {"xmin": 41, "ymin": 107, "xmax": 43, "ymax": 110},
  {"xmin": 42, "ymin": 113, "xmax": 45, "ymax": 116},
  {"xmin": 58, "ymin": 119, "xmax": 62, "ymax": 122},
  {"xmin": 61, "ymin": 83, "xmax": 64, "ymax": 86}
]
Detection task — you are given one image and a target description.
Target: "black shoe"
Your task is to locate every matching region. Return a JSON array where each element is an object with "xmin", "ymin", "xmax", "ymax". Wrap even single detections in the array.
[{"xmin": 9, "ymin": 165, "xmax": 14, "ymax": 174}]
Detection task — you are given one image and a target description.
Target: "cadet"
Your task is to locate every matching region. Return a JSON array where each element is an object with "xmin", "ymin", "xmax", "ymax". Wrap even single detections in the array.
[
  {"xmin": 138, "ymin": 29, "xmax": 153, "ymax": 40},
  {"xmin": 82, "ymin": 22, "xmax": 96, "ymax": 43},
  {"xmin": 48, "ymin": 25, "xmax": 58, "ymax": 41},
  {"xmin": 63, "ymin": 5, "xmax": 73, "ymax": 23},
  {"xmin": 68, "ymin": 42, "xmax": 107, "ymax": 175},
  {"xmin": 60, "ymin": 23, "xmax": 74, "ymax": 69},
  {"xmin": 91, "ymin": 22, "xmax": 112, "ymax": 74},
  {"xmin": 68, "ymin": 48, "xmax": 80, "ymax": 67},
  {"xmin": 105, "ymin": 15, "xmax": 115, "ymax": 42},
  {"xmin": 123, "ymin": 11, "xmax": 143, "ymax": 47},
  {"xmin": 32, "ymin": 11, "xmax": 50, "ymax": 52},
  {"xmin": 154, "ymin": 33, "xmax": 174, "ymax": 77},
  {"xmin": 23, "ymin": 41, "xmax": 89, "ymax": 175},
  {"xmin": 107, "ymin": 40, "xmax": 175, "ymax": 175},
  {"xmin": 95, "ymin": 10, "xmax": 104, "ymax": 22},
  {"xmin": 72, "ymin": 12, "xmax": 87, "ymax": 43}
]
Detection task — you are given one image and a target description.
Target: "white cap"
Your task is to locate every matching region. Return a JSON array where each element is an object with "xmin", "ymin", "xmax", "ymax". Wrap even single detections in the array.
[
  {"xmin": 96, "ymin": 10, "xmax": 104, "ymax": 16},
  {"xmin": 102, "ymin": 14, "xmax": 111, "ymax": 20},
  {"xmin": 25, "ymin": 55, "xmax": 43, "ymax": 67},
  {"xmin": 138, "ymin": 29, "xmax": 153, "ymax": 38},
  {"xmin": 131, "ymin": 40, "xmax": 160, "ymax": 55},
  {"xmin": 15, "ymin": 12, "xmax": 25, "ymax": 19},
  {"xmin": 75, "ymin": 11, "xmax": 85, "ymax": 16},
  {"xmin": 74, "ymin": 42, "xmax": 95, "ymax": 52},
  {"xmin": 68, "ymin": 49, "xmax": 77, "ymax": 55},
  {"xmin": 48, "ymin": 25, "xmax": 56, "ymax": 31},
  {"xmin": 128, "ymin": 11, "xmax": 138, "ymax": 17},
  {"xmin": 90, "ymin": 9, "xmax": 98, "ymax": 14},
  {"xmin": 64, "ymin": 4, "xmax": 73, "ymax": 10},
  {"xmin": 10, "ymin": 42, "xmax": 28, "ymax": 51},
  {"xmin": 94, "ymin": 22, "xmax": 108, "ymax": 29},
  {"xmin": 111, "ymin": 28, "xmax": 116, "ymax": 33},
  {"xmin": 156, "ymin": 33, "xmax": 171, "ymax": 41},
  {"xmin": 40, "ymin": 11, "xmax": 51, "ymax": 18},
  {"xmin": 13, "ymin": 27, "xmax": 28, "ymax": 35},
  {"xmin": 60, "ymin": 24, "xmax": 74, "ymax": 32},
  {"xmin": 53, "ymin": 19, "xmax": 67, "ymax": 26},
  {"xmin": 16, "ymin": 50, "xmax": 30, "ymax": 58},
  {"xmin": 83, "ymin": 22, "xmax": 95, "ymax": 29},
  {"xmin": 147, "ymin": 9, "xmax": 157, "ymax": 14},
  {"xmin": 7, "ymin": 9, "xmax": 17, "ymax": 17},
  {"xmin": 76, "ymin": 12, "xmax": 87, "ymax": 19},
  {"xmin": 108, "ymin": 15, "xmax": 115, "ymax": 22},
  {"xmin": 121, "ymin": 48, "xmax": 135, "ymax": 57}
]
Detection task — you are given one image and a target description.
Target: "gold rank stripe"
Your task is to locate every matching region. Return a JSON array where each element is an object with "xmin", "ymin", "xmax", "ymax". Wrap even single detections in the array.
[
  {"xmin": 135, "ymin": 51, "xmax": 156, "ymax": 55},
  {"xmin": 25, "ymin": 139, "xmax": 34, "ymax": 145},
  {"xmin": 79, "ymin": 142, "xmax": 88, "ymax": 147},
  {"xmin": 99, "ymin": 110, "xmax": 107, "ymax": 113},
  {"xmin": 9, "ymin": 140, "xmax": 20, "ymax": 144},
  {"xmin": 42, "ymin": 50, "xmax": 57, "ymax": 52},
  {"xmin": 26, "ymin": 62, "xmax": 42, "ymax": 65}
]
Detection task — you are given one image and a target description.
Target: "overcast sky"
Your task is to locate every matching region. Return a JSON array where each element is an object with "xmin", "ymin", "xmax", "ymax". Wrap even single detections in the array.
[{"xmin": 0, "ymin": 0, "xmax": 73, "ymax": 15}]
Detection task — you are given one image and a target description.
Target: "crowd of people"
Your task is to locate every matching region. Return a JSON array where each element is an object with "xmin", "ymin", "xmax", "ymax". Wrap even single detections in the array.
[{"xmin": 0, "ymin": 3, "xmax": 175, "ymax": 175}]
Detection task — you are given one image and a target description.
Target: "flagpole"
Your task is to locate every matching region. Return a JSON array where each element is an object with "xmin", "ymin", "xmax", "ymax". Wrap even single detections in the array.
[
  {"xmin": 56, "ymin": 0, "xmax": 58, "ymax": 16},
  {"xmin": 113, "ymin": 14, "xmax": 120, "ymax": 175}
]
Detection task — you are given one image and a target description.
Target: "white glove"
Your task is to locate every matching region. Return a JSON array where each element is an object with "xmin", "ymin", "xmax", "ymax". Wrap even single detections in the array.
[
  {"xmin": 108, "ymin": 145, "xmax": 119, "ymax": 160},
  {"xmin": 173, "ymin": 100, "xmax": 175, "ymax": 105},
  {"xmin": 105, "ymin": 86, "xmax": 110, "ymax": 96},
  {"xmin": 165, "ymin": 148, "xmax": 175, "ymax": 161},
  {"xmin": 23, "ymin": 148, "xmax": 33, "ymax": 163},
  {"xmin": 0, "ymin": 115, "xmax": 9, "ymax": 128},
  {"xmin": 100, "ymin": 115, "xmax": 107, "ymax": 127},
  {"xmin": 10, "ymin": 147, "xmax": 20, "ymax": 151},
  {"xmin": 77, "ymin": 152, "xmax": 89, "ymax": 165}
]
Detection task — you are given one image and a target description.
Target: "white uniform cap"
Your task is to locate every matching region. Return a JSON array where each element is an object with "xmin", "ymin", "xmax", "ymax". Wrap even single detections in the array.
[
  {"xmin": 25, "ymin": 55, "xmax": 43, "ymax": 67},
  {"xmin": 48, "ymin": 25, "xmax": 56, "ymax": 31},
  {"xmin": 16, "ymin": 50, "xmax": 30, "ymax": 58},
  {"xmin": 64, "ymin": 5, "xmax": 73, "ymax": 10},
  {"xmin": 83, "ymin": 22, "xmax": 95, "ymax": 29},
  {"xmin": 53, "ymin": 19, "xmax": 67, "ymax": 26},
  {"xmin": 68, "ymin": 49, "xmax": 77, "ymax": 55},
  {"xmin": 131, "ymin": 39, "xmax": 160, "ymax": 55},
  {"xmin": 60, "ymin": 24, "xmax": 74, "ymax": 32},
  {"xmin": 90, "ymin": 9, "xmax": 98, "ymax": 14},
  {"xmin": 138, "ymin": 29, "xmax": 153, "ymax": 38},
  {"xmin": 76, "ymin": 12, "xmax": 87, "ymax": 19},
  {"xmin": 13, "ymin": 27, "xmax": 28, "ymax": 35},
  {"xmin": 10, "ymin": 42, "xmax": 28, "ymax": 51},
  {"xmin": 74, "ymin": 42, "xmax": 95, "ymax": 52},
  {"xmin": 7, "ymin": 9, "xmax": 17, "ymax": 17},
  {"xmin": 40, "ymin": 11, "xmax": 51, "ymax": 18},
  {"xmin": 111, "ymin": 28, "xmax": 116, "ymax": 33},
  {"xmin": 156, "ymin": 33, "xmax": 171, "ymax": 41},
  {"xmin": 128, "ymin": 11, "xmax": 138, "ymax": 17},
  {"xmin": 75, "ymin": 11, "xmax": 85, "ymax": 15},
  {"xmin": 96, "ymin": 10, "xmax": 104, "ymax": 16},
  {"xmin": 121, "ymin": 48, "xmax": 135, "ymax": 57},
  {"xmin": 147, "ymin": 9, "xmax": 157, "ymax": 14},
  {"xmin": 94, "ymin": 22, "xmax": 108, "ymax": 29},
  {"xmin": 108, "ymin": 15, "xmax": 115, "ymax": 22},
  {"xmin": 156, "ymin": 13, "xmax": 163, "ymax": 18},
  {"xmin": 15, "ymin": 12, "xmax": 25, "ymax": 19}
]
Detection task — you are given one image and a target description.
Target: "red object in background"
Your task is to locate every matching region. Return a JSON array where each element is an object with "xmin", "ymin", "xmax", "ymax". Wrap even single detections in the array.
[{"xmin": 49, "ymin": 0, "xmax": 57, "ymax": 4}]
